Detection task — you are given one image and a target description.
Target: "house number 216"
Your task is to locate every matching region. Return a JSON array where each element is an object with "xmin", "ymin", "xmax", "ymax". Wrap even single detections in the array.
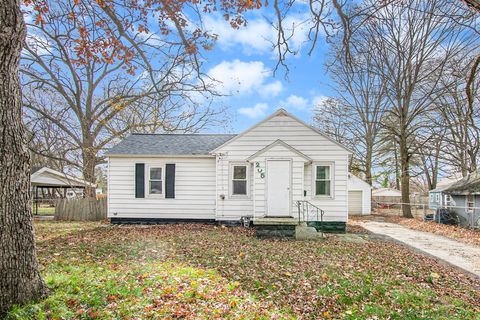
[{"xmin": 255, "ymin": 162, "xmax": 265, "ymax": 178}]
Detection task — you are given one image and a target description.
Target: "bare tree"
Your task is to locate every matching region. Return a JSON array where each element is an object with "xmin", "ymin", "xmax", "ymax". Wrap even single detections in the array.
[
  {"xmin": 0, "ymin": 0, "xmax": 48, "ymax": 315},
  {"xmin": 357, "ymin": 0, "xmax": 478, "ymax": 217},
  {"xmin": 415, "ymin": 124, "xmax": 448, "ymax": 190},
  {"xmin": 314, "ymin": 34, "xmax": 387, "ymax": 184},
  {"xmin": 434, "ymin": 59, "xmax": 480, "ymax": 177},
  {"xmin": 22, "ymin": 0, "xmax": 225, "ymax": 196},
  {"xmin": 2, "ymin": 0, "xmax": 259, "ymax": 313}
]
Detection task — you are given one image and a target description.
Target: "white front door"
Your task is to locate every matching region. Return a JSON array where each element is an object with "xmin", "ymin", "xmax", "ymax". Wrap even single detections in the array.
[{"xmin": 267, "ymin": 160, "xmax": 291, "ymax": 216}]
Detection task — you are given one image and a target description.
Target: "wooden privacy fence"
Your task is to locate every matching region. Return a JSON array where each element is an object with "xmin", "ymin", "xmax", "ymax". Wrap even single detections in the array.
[{"xmin": 55, "ymin": 197, "xmax": 107, "ymax": 221}]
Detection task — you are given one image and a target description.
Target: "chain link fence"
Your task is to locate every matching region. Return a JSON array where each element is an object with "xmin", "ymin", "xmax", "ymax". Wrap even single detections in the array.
[{"xmin": 372, "ymin": 201, "xmax": 480, "ymax": 229}]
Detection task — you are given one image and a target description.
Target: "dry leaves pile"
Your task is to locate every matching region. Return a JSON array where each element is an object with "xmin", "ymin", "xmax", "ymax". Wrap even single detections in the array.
[{"xmin": 8, "ymin": 222, "xmax": 479, "ymax": 319}]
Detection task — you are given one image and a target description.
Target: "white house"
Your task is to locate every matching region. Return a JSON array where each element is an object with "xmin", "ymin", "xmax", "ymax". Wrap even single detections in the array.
[
  {"xmin": 106, "ymin": 109, "xmax": 352, "ymax": 231},
  {"xmin": 347, "ymin": 174, "xmax": 371, "ymax": 215}
]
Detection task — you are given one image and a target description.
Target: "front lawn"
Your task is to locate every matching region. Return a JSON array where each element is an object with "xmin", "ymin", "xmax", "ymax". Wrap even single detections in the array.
[{"xmin": 7, "ymin": 222, "xmax": 479, "ymax": 319}]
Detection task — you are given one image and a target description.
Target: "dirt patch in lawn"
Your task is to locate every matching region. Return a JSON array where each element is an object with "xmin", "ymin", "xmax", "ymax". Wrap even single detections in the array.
[{"xmin": 9, "ymin": 222, "xmax": 480, "ymax": 319}]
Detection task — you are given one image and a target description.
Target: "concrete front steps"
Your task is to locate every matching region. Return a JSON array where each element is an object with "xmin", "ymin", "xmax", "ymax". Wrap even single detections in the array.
[
  {"xmin": 253, "ymin": 218, "xmax": 324, "ymax": 240},
  {"xmin": 295, "ymin": 223, "xmax": 324, "ymax": 240}
]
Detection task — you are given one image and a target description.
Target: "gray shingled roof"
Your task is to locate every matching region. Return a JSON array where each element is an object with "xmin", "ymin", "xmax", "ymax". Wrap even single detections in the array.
[
  {"xmin": 442, "ymin": 171, "xmax": 480, "ymax": 195},
  {"xmin": 106, "ymin": 133, "xmax": 236, "ymax": 156}
]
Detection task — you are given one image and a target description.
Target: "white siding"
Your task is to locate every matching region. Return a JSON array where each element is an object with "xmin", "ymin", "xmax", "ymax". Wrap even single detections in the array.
[
  {"xmin": 108, "ymin": 157, "xmax": 217, "ymax": 219},
  {"xmin": 215, "ymin": 113, "xmax": 350, "ymax": 222},
  {"xmin": 249, "ymin": 144, "xmax": 307, "ymax": 218}
]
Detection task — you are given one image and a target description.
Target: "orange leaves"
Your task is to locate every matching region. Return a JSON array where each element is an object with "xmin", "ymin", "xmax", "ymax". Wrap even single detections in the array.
[
  {"xmin": 35, "ymin": 14, "xmax": 44, "ymax": 25},
  {"xmin": 23, "ymin": 0, "xmax": 49, "ymax": 26},
  {"xmin": 137, "ymin": 24, "xmax": 148, "ymax": 33},
  {"xmin": 24, "ymin": 0, "xmax": 265, "ymax": 74}
]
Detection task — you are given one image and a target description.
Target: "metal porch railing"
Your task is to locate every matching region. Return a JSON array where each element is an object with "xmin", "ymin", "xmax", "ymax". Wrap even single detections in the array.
[{"xmin": 296, "ymin": 200, "xmax": 324, "ymax": 227}]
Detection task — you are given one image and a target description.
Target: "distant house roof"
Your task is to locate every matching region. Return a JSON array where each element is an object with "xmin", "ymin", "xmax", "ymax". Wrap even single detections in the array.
[
  {"xmin": 429, "ymin": 175, "xmax": 463, "ymax": 192},
  {"xmin": 442, "ymin": 171, "xmax": 480, "ymax": 195},
  {"xmin": 372, "ymin": 188, "xmax": 402, "ymax": 197},
  {"xmin": 106, "ymin": 133, "xmax": 237, "ymax": 156},
  {"xmin": 31, "ymin": 167, "xmax": 96, "ymax": 188}
]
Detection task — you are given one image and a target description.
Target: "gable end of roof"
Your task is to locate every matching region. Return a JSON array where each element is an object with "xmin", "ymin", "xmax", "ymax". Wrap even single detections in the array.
[{"xmin": 211, "ymin": 108, "xmax": 353, "ymax": 154}]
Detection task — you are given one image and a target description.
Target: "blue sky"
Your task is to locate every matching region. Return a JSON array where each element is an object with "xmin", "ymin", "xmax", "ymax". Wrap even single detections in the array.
[
  {"xmin": 198, "ymin": 8, "xmax": 334, "ymax": 133},
  {"xmin": 22, "ymin": 3, "xmax": 335, "ymax": 134}
]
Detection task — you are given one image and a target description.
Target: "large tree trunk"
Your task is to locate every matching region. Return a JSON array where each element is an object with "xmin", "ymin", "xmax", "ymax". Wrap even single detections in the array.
[
  {"xmin": 0, "ymin": 0, "xmax": 48, "ymax": 316},
  {"xmin": 82, "ymin": 145, "xmax": 97, "ymax": 198},
  {"xmin": 365, "ymin": 141, "xmax": 373, "ymax": 185},
  {"xmin": 393, "ymin": 140, "xmax": 400, "ymax": 190},
  {"xmin": 399, "ymin": 136, "xmax": 413, "ymax": 218}
]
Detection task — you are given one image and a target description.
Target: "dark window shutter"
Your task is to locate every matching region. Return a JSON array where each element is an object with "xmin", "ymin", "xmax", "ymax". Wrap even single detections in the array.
[
  {"xmin": 135, "ymin": 163, "xmax": 145, "ymax": 198},
  {"xmin": 165, "ymin": 164, "xmax": 175, "ymax": 198}
]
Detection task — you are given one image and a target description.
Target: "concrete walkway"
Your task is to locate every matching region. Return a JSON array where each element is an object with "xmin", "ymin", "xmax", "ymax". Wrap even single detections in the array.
[{"xmin": 359, "ymin": 221, "xmax": 480, "ymax": 278}]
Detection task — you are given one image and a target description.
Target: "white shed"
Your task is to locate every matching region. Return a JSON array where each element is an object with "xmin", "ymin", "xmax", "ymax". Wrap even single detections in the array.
[{"xmin": 347, "ymin": 174, "xmax": 371, "ymax": 215}]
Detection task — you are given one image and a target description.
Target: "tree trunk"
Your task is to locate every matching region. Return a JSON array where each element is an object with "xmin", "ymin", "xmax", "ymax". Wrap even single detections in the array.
[
  {"xmin": 393, "ymin": 140, "xmax": 400, "ymax": 190},
  {"xmin": 365, "ymin": 142, "xmax": 373, "ymax": 185},
  {"xmin": 0, "ymin": 0, "xmax": 48, "ymax": 316},
  {"xmin": 82, "ymin": 146, "xmax": 97, "ymax": 198},
  {"xmin": 399, "ymin": 137, "xmax": 413, "ymax": 218}
]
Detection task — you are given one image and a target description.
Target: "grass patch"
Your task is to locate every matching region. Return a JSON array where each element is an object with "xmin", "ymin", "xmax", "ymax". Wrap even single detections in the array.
[
  {"xmin": 7, "ymin": 222, "xmax": 480, "ymax": 319},
  {"xmin": 33, "ymin": 205, "xmax": 56, "ymax": 216}
]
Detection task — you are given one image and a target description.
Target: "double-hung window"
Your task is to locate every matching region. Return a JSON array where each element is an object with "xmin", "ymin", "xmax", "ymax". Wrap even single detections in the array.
[
  {"xmin": 315, "ymin": 165, "xmax": 331, "ymax": 196},
  {"xmin": 149, "ymin": 167, "xmax": 163, "ymax": 195},
  {"xmin": 232, "ymin": 165, "xmax": 247, "ymax": 196},
  {"xmin": 445, "ymin": 194, "xmax": 452, "ymax": 208},
  {"xmin": 467, "ymin": 195, "xmax": 474, "ymax": 213}
]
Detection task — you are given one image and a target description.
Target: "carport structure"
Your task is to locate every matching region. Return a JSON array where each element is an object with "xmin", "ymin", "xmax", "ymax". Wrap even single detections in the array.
[{"xmin": 31, "ymin": 167, "xmax": 96, "ymax": 215}]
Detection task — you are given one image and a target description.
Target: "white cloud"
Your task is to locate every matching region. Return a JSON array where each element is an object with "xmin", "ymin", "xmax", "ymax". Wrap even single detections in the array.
[
  {"xmin": 207, "ymin": 59, "xmax": 282, "ymax": 97},
  {"xmin": 203, "ymin": 14, "xmax": 312, "ymax": 55},
  {"xmin": 312, "ymin": 95, "xmax": 329, "ymax": 108},
  {"xmin": 24, "ymin": 33, "xmax": 52, "ymax": 56},
  {"xmin": 238, "ymin": 103, "xmax": 269, "ymax": 119},
  {"xmin": 204, "ymin": 15, "xmax": 273, "ymax": 54},
  {"xmin": 282, "ymin": 94, "xmax": 309, "ymax": 110},
  {"xmin": 261, "ymin": 81, "xmax": 283, "ymax": 97}
]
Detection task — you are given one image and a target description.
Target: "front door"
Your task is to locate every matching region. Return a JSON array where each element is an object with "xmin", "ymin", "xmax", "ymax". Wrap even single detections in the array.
[{"xmin": 267, "ymin": 160, "xmax": 291, "ymax": 216}]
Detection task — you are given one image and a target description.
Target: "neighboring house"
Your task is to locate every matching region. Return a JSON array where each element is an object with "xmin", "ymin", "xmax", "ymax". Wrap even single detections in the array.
[
  {"xmin": 428, "ymin": 176, "xmax": 462, "ymax": 210},
  {"xmin": 347, "ymin": 174, "xmax": 371, "ymax": 215},
  {"xmin": 106, "ymin": 109, "xmax": 352, "ymax": 231},
  {"xmin": 428, "ymin": 186, "xmax": 452, "ymax": 210},
  {"xmin": 372, "ymin": 188, "xmax": 402, "ymax": 205},
  {"xmin": 440, "ymin": 172, "xmax": 480, "ymax": 227}
]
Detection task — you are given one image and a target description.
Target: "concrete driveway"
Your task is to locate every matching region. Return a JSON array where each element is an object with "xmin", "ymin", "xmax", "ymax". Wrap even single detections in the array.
[{"xmin": 359, "ymin": 221, "xmax": 480, "ymax": 278}]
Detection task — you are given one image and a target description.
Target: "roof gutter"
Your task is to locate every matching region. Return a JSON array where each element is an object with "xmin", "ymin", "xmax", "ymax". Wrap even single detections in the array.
[{"xmin": 106, "ymin": 154, "xmax": 215, "ymax": 158}]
